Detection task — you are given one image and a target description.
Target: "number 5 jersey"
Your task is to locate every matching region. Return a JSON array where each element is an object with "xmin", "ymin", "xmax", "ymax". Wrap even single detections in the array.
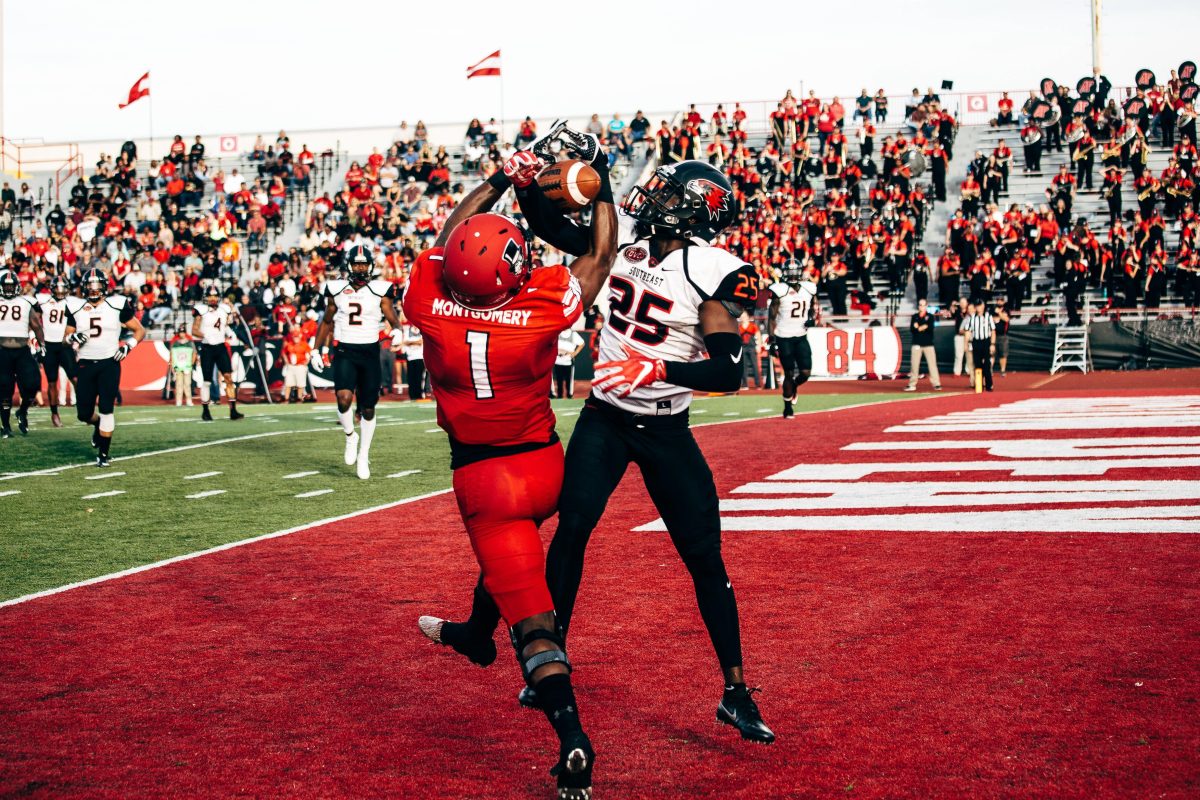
[{"xmin": 401, "ymin": 247, "xmax": 582, "ymax": 448}]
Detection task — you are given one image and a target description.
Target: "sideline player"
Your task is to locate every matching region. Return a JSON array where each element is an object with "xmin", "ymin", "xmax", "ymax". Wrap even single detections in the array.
[
  {"xmin": 313, "ymin": 245, "xmax": 403, "ymax": 479},
  {"xmin": 554, "ymin": 326, "xmax": 585, "ymax": 399},
  {"xmin": 0, "ymin": 270, "xmax": 44, "ymax": 438},
  {"xmin": 64, "ymin": 268, "xmax": 145, "ymax": 466},
  {"xmin": 192, "ymin": 284, "xmax": 244, "ymax": 421},
  {"xmin": 767, "ymin": 260, "xmax": 818, "ymax": 418},
  {"xmin": 37, "ymin": 276, "xmax": 77, "ymax": 428},
  {"xmin": 448, "ymin": 155, "xmax": 776, "ymax": 744},
  {"xmin": 409, "ymin": 132, "xmax": 616, "ymax": 798}
]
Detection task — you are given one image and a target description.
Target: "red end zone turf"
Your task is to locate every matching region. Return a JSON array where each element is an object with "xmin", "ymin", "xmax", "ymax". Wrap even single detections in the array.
[{"xmin": 1, "ymin": 390, "xmax": 1198, "ymax": 799}]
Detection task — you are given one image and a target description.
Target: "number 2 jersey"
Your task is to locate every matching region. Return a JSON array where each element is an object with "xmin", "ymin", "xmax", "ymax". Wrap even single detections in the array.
[
  {"xmin": 597, "ymin": 212, "xmax": 757, "ymax": 415},
  {"xmin": 65, "ymin": 295, "xmax": 134, "ymax": 360},
  {"xmin": 401, "ymin": 247, "xmax": 582, "ymax": 450},
  {"xmin": 323, "ymin": 279, "xmax": 395, "ymax": 344}
]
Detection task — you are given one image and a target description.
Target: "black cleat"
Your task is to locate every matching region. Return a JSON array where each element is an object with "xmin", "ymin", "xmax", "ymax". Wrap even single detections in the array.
[
  {"xmin": 16, "ymin": 409, "xmax": 28, "ymax": 435},
  {"xmin": 551, "ymin": 731, "xmax": 594, "ymax": 800},
  {"xmin": 417, "ymin": 616, "xmax": 497, "ymax": 667},
  {"xmin": 230, "ymin": 406, "xmax": 245, "ymax": 421},
  {"xmin": 1, "ymin": 427, "xmax": 11, "ymax": 439},
  {"xmin": 96, "ymin": 455, "xmax": 112, "ymax": 468},
  {"xmin": 717, "ymin": 686, "xmax": 775, "ymax": 744},
  {"xmin": 201, "ymin": 405, "xmax": 213, "ymax": 421},
  {"xmin": 518, "ymin": 685, "xmax": 540, "ymax": 709},
  {"xmin": 782, "ymin": 400, "xmax": 794, "ymax": 419}
]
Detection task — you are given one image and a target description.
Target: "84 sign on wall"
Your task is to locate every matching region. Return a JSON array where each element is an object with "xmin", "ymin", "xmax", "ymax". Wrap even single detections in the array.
[{"xmin": 807, "ymin": 326, "xmax": 902, "ymax": 379}]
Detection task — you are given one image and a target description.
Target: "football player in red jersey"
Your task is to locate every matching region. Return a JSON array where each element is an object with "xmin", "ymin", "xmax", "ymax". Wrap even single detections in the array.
[
  {"xmin": 437, "ymin": 151, "xmax": 775, "ymax": 745},
  {"xmin": 408, "ymin": 127, "xmax": 616, "ymax": 800}
]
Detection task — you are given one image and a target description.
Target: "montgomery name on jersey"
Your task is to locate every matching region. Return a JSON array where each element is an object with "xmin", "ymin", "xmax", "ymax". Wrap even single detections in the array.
[
  {"xmin": 595, "ymin": 211, "xmax": 757, "ymax": 415},
  {"xmin": 192, "ymin": 301, "xmax": 234, "ymax": 345},
  {"xmin": 768, "ymin": 279, "xmax": 817, "ymax": 338},
  {"xmin": 323, "ymin": 278, "xmax": 395, "ymax": 343},
  {"xmin": 66, "ymin": 295, "xmax": 135, "ymax": 360},
  {"xmin": 0, "ymin": 294, "xmax": 39, "ymax": 342}
]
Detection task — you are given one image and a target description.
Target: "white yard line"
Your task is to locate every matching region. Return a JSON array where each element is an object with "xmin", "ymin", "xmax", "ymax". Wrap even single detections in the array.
[
  {"xmin": 81, "ymin": 490, "xmax": 125, "ymax": 500},
  {"xmin": 387, "ymin": 470, "xmax": 423, "ymax": 478},
  {"xmin": 294, "ymin": 489, "xmax": 334, "ymax": 498},
  {"xmin": 282, "ymin": 471, "xmax": 320, "ymax": 480},
  {"xmin": 84, "ymin": 472, "xmax": 126, "ymax": 480},
  {"xmin": 186, "ymin": 490, "xmax": 227, "ymax": 500},
  {"xmin": 0, "ymin": 489, "xmax": 454, "ymax": 610},
  {"xmin": 184, "ymin": 471, "xmax": 222, "ymax": 480},
  {"xmin": 0, "ymin": 490, "xmax": 20, "ymax": 498}
]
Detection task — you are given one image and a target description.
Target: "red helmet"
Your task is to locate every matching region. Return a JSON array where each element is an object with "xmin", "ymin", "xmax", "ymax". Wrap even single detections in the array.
[{"xmin": 442, "ymin": 213, "xmax": 530, "ymax": 310}]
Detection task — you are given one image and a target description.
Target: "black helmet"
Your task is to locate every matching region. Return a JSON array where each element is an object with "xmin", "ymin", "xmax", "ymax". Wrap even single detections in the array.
[
  {"xmin": 782, "ymin": 259, "xmax": 804, "ymax": 286},
  {"xmin": 622, "ymin": 160, "xmax": 736, "ymax": 244},
  {"xmin": 204, "ymin": 283, "xmax": 222, "ymax": 305},
  {"xmin": 346, "ymin": 245, "xmax": 372, "ymax": 286},
  {"xmin": 82, "ymin": 268, "xmax": 107, "ymax": 302},
  {"xmin": 0, "ymin": 270, "xmax": 18, "ymax": 299},
  {"xmin": 52, "ymin": 276, "xmax": 70, "ymax": 300}
]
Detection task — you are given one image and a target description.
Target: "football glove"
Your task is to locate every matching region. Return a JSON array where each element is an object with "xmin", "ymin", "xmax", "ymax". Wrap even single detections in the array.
[
  {"xmin": 592, "ymin": 344, "xmax": 666, "ymax": 398},
  {"xmin": 389, "ymin": 328, "xmax": 405, "ymax": 348},
  {"xmin": 502, "ymin": 150, "xmax": 545, "ymax": 188},
  {"xmin": 531, "ymin": 119, "xmax": 569, "ymax": 163},
  {"xmin": 308, "ymin": 348, "xmax": 326, "ymax": 372},
  {"xmin": 36, "ymin": 345, "xmax": 46, "ymax": 361},
  {"xmin": 67, "ymin": 331, "xmax": 89, "ymax": 347},
  {"xmin": 113, "ymin": 342, "xmax": 133, "ymax": 362},
  {"xmin": 558, "ymin": 127, "xmax": 605, "ymax": 169}
]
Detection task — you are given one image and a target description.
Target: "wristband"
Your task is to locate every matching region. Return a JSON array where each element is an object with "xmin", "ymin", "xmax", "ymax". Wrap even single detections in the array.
[
  {"xmin": 594, "ymin": 165, "xmax": 614, "ymax": 205},
  {"xmin": 487, "ymin": 171, "xmax": 512, "ymax": 192}
]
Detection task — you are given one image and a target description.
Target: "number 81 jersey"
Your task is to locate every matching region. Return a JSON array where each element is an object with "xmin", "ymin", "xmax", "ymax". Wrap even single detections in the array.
[
  {"xmin": 323, "ymin": 279, "xmax": 394, "ymax": 344},
  {"xmin": 597, "ymin": 212, "xmax": 758, "ymax": 415}
]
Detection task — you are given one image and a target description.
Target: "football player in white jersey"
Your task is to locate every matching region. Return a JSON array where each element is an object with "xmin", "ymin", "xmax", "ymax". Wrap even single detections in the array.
[
  {"xmin": 192, "ymin": 284, "xmax": 244, "ymax": 421},
  {"xmin": 63, "ymin": 268, "xmax": 145, "ymax": 467},
  {"xmin": 37, "ymin": 276, "xmax": 77, "ymax": 428},
  {"xmin": 0, "ymin": 270, "xmax": 44, "ymax": 438},
  {"xmin": 767, "ymin": 260, "xmax": 818, "ymax": 419},
  {"xmin": 313, "ymin": 245, "xmax": 403, "ymax": 479},
  {"xmin": 444, "ymin": 150, "xmax": 775, "ymax": 744}
]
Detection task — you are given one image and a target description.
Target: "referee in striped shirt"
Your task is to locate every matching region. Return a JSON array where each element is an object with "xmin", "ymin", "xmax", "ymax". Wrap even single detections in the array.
[{"xmin": 959, "ymin": 299, "xmax": 996, "ymax": 391}]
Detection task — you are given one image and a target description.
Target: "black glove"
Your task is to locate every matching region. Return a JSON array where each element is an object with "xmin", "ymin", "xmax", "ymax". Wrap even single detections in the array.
[{"xmin": 67, "ymin": 332, "xmax": 89, "ymax": 346}]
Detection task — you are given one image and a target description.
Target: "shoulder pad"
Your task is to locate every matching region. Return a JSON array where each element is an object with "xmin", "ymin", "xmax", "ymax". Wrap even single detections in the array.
[
  {"xmin": 616, "ymin": 210, "xmax": 641, "ymax": 247},
  {"xmin": 326, "ymin": 279, "xmax": 349, "ymax": 295},
  {"xmin": 798, "ymin": 280, "xmax": 818, "ymax": 299},
  {"xmin": 367, "ymin": 279, "xmax": 393, "ymax": 297},
  {"xmin": 685, "ymin": 248, "xmax": 758, "ymax": 309},
  {"xmin": 767, "ymin": 282, "xmax": 790, "ymax": 300},
  {"xmin": 65, "ymin": 296, "xmax": 86, "ymax": 314},
  {"xmin": 105, "ymin": 295, "xmax": 129, "ymax": 310}
]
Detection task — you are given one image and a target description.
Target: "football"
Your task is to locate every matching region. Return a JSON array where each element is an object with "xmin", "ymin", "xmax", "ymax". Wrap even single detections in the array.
[{"xmin": 536, "ymin": 159, "xmax": 602, "ymax": 211}]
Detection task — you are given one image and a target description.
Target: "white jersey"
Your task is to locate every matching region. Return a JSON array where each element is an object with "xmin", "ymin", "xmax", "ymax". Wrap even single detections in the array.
[
  {"xmin": 324, "ymin": 279, "xmax": 393, "ymax": 345},
  {"xmin": 66, "ymin": 295, "xmax": 133, "ymax": 360},
  {"xmin": 0, "ymin": 294, "xmax": 39, "ymax": 340},
  {"xmin": 193, "ymin": 302, "xmax": 234, "ymax": 346},
  {"xmin": 596, "ymin": 211, "xmax": 755, "ymax": 415},
  {"xmin": 556, "ymin": 329, "xmax": 584, "ymax": 367},
  {"xmin": 37, "ymin": 295, "xmax": 71, "ymax": 343},
  {"xmin": 769, "ymin": 281, "xmax": 817, "ymax": 338},
  {"xmin": 401, "ymin": 323, "xmax": 423, "ymax": 361}
]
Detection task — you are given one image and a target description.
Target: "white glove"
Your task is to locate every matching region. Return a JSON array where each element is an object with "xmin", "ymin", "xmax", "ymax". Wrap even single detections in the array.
[
  {"xmin": 390, "ymin": 328, "xmax": 405, "ymax": 348},
  {"xmin": 67, "ymin": 332, "xmax": 89, "ymax": 346},
  {"xmin": 308, "ymin": 348, "xmax": 326, "ymax": 372}
]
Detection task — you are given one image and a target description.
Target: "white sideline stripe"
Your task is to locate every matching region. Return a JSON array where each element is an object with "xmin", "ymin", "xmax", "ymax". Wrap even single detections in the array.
[
  {"xmin": 0, "ymin": 489, "xmax": 454, "ymax": 609},
  {"xmin": 282, "ymin": 471, "xmax": 320, "ymax": 479},
  {"xmin": 294, "ymin": 489, "xmax": 334, "ymax": 498},
  {"xmin": 184, "ymin": 471, "xmax": 222, "ymax": 480},
  {"xmin": 81, "ymin": 490, "xmax": 125, "ymax": 500},
  {"xmin": 186, "ymin": 490, "xmax": 226, "ymax": 500},
  {"xmin": 0, "ymin": 490, "xmax": 20, "ymax": 498},
  {"xmin": 425, "ymin": 428, "xmax": 442, "ymax": 433},
  {"xmin": 387, "ymin": 470, "xmax": 423, "ymax": 478},
  {"xmin": 0, "ymin": 395, "xmax": 937, "ymax": 610},
  {"xmin": 84, "ymin": 471, "xmax": 126, "ymax": 481},
  {"xmin": 0, "ymin": 419, "xmax": 430, "ymax": 482}
]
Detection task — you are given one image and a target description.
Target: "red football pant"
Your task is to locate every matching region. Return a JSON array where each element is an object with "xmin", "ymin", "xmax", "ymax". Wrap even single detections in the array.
[{"xmin": 452, "ymin": 444, "xmax": 564, "ymax": 625}]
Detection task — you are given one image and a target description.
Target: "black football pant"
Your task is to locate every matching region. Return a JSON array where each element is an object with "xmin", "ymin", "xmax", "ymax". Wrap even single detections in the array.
[
  {"xmin": 465, "ymin": 397, "xmax": 745, "ymax": 672},
  {"xmin": 75, "ymin": 357, "xmax": 121, "ymax": 422},
  {"xmin": 970, "ymin": 340, "xmax": 993, "ymax": 390}
]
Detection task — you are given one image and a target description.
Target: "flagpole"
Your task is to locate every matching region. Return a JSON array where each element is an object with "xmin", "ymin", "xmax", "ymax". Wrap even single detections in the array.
[
  {"xmin": 148, "ymin": 73, "xmax": 154, "ymax": 161},
  {"xmin": 500, "ymin": 66, "xmax": 506, "ymax": 146}
]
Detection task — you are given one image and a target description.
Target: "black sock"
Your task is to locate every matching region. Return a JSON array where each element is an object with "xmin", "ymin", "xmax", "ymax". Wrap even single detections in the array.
[
  {"xmin": 0, "ymin": 407, "xmax": 9, "ymax": 428},
  {"xmin": 18, "ymin": 399, "xmax": 31, "ymax": 413},
  {"xmin": 50, "ymin": 403, "xmax": 58, "ymax": 414},
  {"xmin": 98, "ymin": 435, "xmax": 112, "ymax": 458},
  {"xmin": 535, "ymin": 672, "xmax": 583, "ymax": 742},
  {"xmin": 725, "ymin": 682, "xmax": 747, "ymax": 694},
  {"xmin": 465, "ymin": 572, "xmax": 503, "ymax": 638}
]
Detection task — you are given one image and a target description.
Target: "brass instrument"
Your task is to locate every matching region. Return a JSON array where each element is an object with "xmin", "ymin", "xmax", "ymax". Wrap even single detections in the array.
[
  {"xmin": 1118, "ymin": 124, "xmax": 1139, "ymax": 146},
  {"xmin": 1066, "ymin": 125, "xmax": 1085, "ymax": 144},
  {"xmin": 1021, "ymin": 127, "xmax": 1042, "ymax": 145},
  {"xmin": 1072, "ymin": 140, "xmax": 1094, "ymax": 161},
  {"xmin": 1040, "ymin": 104, "xmax": 1062, "ymax": 129},
  {"xmin": 1102, "ymin": 140, "xmax": 1122, "ymax": 161},
  {"xmin": 1178, "ymin": 108, "xmax": 1196, "ymax": 130}
]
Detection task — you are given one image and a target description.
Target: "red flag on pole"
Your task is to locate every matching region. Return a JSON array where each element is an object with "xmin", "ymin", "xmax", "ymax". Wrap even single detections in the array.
[
  {"xmin": 466, "ymin": 50, "xmax": 501, "ymax": 79},
  {"xmin": 118, "ymin": 72, "xmax": 151, "ymax": 109}
]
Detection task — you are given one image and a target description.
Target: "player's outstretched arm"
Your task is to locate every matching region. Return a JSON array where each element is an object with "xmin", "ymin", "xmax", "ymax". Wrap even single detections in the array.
[
  {"xmin": 567, "ymin": 193, "xmax": 617, "ymax": 309},
  {"xmin": 433, "ymin": 181, "xmax": 505, "ymax": 249}
]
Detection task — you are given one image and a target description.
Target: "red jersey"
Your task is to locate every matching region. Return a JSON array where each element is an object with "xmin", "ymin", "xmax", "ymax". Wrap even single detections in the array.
[{"xmin": 402, "ymin": 247, "xmax": 582, "ymax": 450}]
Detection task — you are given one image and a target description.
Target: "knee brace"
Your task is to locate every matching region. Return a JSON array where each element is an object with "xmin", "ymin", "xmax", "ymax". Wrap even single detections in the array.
[
  {"xmin": 98, "ymin": 413, "xmax": 116, "ymax": 434},
  {"xmin": 511, "ymin": 626, "xmax": 571, "ymax": 687}
]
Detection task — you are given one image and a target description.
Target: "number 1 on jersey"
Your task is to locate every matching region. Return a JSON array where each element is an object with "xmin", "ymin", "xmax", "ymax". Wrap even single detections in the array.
[{"xmin": 466, "ymin": 330, "xmax": 493, "ymax": 399}]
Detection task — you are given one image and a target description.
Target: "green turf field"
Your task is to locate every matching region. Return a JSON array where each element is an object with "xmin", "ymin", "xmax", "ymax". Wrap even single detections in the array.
[{"xmin": 0, "ymin": 393, "xmax": 917, "ymax": 601}]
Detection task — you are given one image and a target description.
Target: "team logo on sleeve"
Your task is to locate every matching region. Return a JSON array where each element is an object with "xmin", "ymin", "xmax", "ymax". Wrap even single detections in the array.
[{"xmin": 687, "ymin": 179, "xmax": 731, "ymax": 221}]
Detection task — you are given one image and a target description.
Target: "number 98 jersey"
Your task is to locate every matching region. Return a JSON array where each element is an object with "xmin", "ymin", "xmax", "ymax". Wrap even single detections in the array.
[
  {"xmin": 401, "ymin": 247, "xmax": 582, "ymax": 448},
  {"xmin": 323, "ymin": 279, "xmax": 394, "ymax": 344},
  {"xmin": 596, "ymin": 211, "xmax": 758, "ymax": 415},
  {"xmin": 0, "ymin": 295, "xmax": 38, "ymax": 340}
]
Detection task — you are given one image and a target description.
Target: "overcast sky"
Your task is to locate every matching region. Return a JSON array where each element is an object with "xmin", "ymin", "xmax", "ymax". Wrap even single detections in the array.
[{"xmin": 2, "ymin": 0, "xmax": 1197, "ymax": 142}]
